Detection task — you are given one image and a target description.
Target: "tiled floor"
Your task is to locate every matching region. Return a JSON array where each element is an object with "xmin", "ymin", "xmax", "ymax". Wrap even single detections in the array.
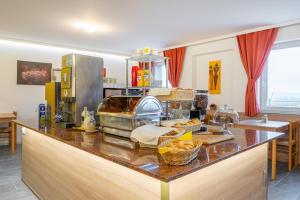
[
  {"xmin": 0, "ymin": 144, "xmax": 300, "ymax": 200},
  {"xmin": 268, "ymin": 162, "xmax": 300, "ymax": 200},
  {"xmin": 0, "ymin": 145, "xmax": 37, "ymax": 200}
]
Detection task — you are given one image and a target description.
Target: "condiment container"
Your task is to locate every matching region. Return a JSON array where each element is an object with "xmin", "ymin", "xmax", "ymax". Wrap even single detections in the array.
[
  {"xmin": 143, "ymin": 69, "xmax": 150, "ymax": 87},
  {"xmin": 131, "ymin": 66, "xmax": 139, "ymax": 87},
  {"xmin": 137, "ymin": 69, "xmax": 144, "ymax": 87}
]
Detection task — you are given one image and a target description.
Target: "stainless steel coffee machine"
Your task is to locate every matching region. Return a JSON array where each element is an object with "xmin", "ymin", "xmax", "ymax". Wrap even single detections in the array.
[{"xmin": 57, "ymin": 54, "xmax": 103, "ymax": 127}]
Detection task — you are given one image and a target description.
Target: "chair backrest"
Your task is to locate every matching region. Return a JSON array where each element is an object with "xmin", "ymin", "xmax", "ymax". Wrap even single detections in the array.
[
  {"xmin": 13, "ymin": 111, "xmax": 17, "ymax": 119},
  {"xmin": 289, "ymin": 120, "xmax": 299, "ymax": 139}
]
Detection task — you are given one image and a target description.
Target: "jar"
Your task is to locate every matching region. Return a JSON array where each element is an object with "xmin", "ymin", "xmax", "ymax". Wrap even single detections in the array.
[{"xmin": 193, "ymin": 90, "xmax": 208, "ymax": 111}]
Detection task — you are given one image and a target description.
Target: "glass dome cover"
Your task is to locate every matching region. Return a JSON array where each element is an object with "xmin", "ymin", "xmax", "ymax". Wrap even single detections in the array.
[{"xmin": 213, "ymin": 104, "xmax": 239, "ymax": 134}]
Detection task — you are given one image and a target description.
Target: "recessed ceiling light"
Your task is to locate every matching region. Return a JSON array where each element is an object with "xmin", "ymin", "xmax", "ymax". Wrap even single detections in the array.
[
  {"xmin": 81, "ymin": 24, "xmax": 97, "ymax": 33},
  {"xmin": 72, "ymin": 21, "xmax": 110, "ymax": 33}
]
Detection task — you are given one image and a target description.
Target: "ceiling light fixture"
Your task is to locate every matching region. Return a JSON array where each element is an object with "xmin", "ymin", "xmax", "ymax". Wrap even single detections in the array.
[
  {"xmin": 72, "ymin": 21, "xmax": 110, "ymax": 33},
  {"xmin": 80, "ymin": 23, "xmax": 97, "ymax": 33}
]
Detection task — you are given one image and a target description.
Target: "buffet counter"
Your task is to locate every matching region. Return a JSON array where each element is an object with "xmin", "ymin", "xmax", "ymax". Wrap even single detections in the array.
[{"xmin": 15, "ymin": 119, "xmax": 284, "ymax": 200}]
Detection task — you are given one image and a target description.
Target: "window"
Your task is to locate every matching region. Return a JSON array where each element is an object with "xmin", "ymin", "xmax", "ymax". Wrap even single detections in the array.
[
  {"xmin": 260, "ymin": 40, "xmax": 300, "ymax": 114},
  {"xmin": 152, "ymin": 61, "xmax": 171, "ymax": 88}
]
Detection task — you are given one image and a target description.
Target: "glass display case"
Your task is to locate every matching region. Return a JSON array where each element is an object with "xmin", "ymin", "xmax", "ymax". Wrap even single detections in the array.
[
  {"xmin": 212, "ymin": 105, "xmax": 239, "ymax": 134},
  {"xmin": 97, "ymin": 95, "xmax": 163, "ymax": 138}
]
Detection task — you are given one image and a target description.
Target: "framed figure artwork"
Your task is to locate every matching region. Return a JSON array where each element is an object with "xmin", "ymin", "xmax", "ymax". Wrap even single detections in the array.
[{"xmin": 208, "ymin": 60, "xmax": 221, "ymax": 94}]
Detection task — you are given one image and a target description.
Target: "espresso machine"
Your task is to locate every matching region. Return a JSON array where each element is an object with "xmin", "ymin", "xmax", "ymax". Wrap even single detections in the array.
[{"xmin": 58, "ymin": 54, "xmax": 103, "ymax": 127}]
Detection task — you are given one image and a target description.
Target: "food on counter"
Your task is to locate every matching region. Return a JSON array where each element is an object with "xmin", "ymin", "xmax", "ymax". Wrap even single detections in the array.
[
  {"xmin": 214, "ymin": 114, "xmax": 235, "ymax": 123},
  {"xmin": 161, "ymin": 118, "xmax": 202, "ymax": 132},
  {"xmin": 99, "ymin": 96, "xmax": 163, "ymax": 138},
  {"xmin": 171, "ymin": 101, "xmax": 180, "ymax": 109},
  {"xmin": 181, "ymin": 101, "xmax": 193, "ymax": 110},
  {"xmin": 212, "ymin": 105, "xmax": 239, "ymax": 134},
  {"xmin": 128, "ymin": 98, "xmax": 139, "ymax": 112},
  {"xmin": 158, "ymin": 138, "xmax": 203, "ymax": 165},
  {"xmin": 161, "ymin": 140, "xmax": 196, "ymax": 153},
  {"xmin": 158, "ymin": 128, "xmax": 186, "ymax": 144},
  {"xmin": 213, "ymin": 105, "xmax": 239, "ymax": 124},
  {"xmin": 149, "ymin": 88, "xmax": 196, "ymax": 101},
  {"xmin": 131, "ymin": 125, "xmax": 179, "ymax": 147},
  {"xmin": 203, "ymin": 104, "xmax": 218, "ymax": 124},
  {"xmin": 173, "ymin": 118, "xmax": 201, "ymax": 128},
  {"xmin": 163, "ymin": 130, "xmax": 180, "ymax": 136}
]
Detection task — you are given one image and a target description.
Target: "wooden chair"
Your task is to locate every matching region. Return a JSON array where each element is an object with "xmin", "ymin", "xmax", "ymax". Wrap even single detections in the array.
[
  {"xmin": 277, "ymin": 120, "xmax": 299, "ymax": 171},
  {"xmin": 0, "ymin": 112, "xmax": 17, "ymax": 154}
]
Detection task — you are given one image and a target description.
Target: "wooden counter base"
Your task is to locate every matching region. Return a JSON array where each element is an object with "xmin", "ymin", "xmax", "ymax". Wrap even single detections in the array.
[{"xmin": 22, "ymin": 128, "xmax": 268, "ymax": 200}]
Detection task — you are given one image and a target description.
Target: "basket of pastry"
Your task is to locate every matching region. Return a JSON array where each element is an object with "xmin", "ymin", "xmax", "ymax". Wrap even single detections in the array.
[
  {"xmin": 158, "ymin": 138, "xmax": 203, "ymax": 165},
  {"xmin": 158, "ymin": 128, "xmax": 185, "ymax": 144},
  {"xmin": 172, "ymin": 118, "xmax": 202, "ymax": 132},
  {"xmin": 131, "ymin": 125, "xmax": 185, "ymax": 148},
  {"xmin": 149, "ymin": 88, "xmax": 196, "ymax": 101}
]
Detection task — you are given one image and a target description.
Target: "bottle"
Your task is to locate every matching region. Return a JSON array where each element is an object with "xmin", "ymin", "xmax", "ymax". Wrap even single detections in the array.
[
  {"xmin": 103, "ymin": 66, "xmax": 107, "ymax": 78},
  {"xmin": 137, "ymin": 69, "xmax": 144, "ymax": 87},
  {"xmin": 38, "ymin": 103, "xmax": 46, "ymax": 129},
  {"xmin": 131, "ymin": 66, "xmax": 139, "ymax": 87},
  {"xmin": 143, "ymin": 69, "xmax": 150, "ymax": 87}
]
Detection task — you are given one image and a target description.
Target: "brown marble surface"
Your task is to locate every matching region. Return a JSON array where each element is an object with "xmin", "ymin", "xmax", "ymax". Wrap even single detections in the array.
[{"xmin": 15, "ymin": 119, "xmax": 284, "ymax": 182}]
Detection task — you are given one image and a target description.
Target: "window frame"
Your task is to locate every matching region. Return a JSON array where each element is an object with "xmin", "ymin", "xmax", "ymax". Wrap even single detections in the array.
[{"xmin": 260, "ymin": 40, "xmax": 300, "ymax": 114}]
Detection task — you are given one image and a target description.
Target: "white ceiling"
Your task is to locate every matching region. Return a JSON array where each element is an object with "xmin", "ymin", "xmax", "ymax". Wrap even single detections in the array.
[{"xmin": 0, "ymin": 0, "xmax": 300, "ymax": 55}]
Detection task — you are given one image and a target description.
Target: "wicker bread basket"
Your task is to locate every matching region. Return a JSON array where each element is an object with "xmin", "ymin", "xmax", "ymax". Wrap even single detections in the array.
[
  {"xmin": 173, "ymin": 123, "xmax": 201, "ymax": 133},
  {"xmin": 158, "ymin": 138, "xmax": 203, "ymax": 165},
  {"xmin": 161, "ymin": 119, "xmax": 202, "ymax": 133},
  {"xmin": 155, "ymin": 89, "xmax": 196, "ymax": 101}
]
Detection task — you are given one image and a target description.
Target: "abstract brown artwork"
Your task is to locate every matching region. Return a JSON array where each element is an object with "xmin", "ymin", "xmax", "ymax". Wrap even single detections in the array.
[{"xmin": 17, "ymin": 60, "xmax": 52, "ymax": 85}]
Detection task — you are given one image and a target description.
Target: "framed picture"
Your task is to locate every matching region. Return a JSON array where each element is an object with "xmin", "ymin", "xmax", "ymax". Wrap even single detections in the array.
[
  {"xmin": 208, "ymin": 60, "xmax": 221, "ymax": 94},
  {"xmin": 17, "ymin": 60, "xmax": 52, "ymax": 85}
]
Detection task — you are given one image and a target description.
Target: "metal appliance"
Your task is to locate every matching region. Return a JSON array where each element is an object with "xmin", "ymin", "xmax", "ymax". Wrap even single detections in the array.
[
  {"xmin": 45, "ymin": 82, "xmax": 61, "ymax": 124},
  {"xmin": 97, "ymin": 95, "xmax": 163, "ymax": 138},
  {"xmin": 59, "ymin": 54, "xmax": 103, "ymax": 127},
  {"xmin": 103, "ymin": 87, "xmax": 143, "ymax": 98}
]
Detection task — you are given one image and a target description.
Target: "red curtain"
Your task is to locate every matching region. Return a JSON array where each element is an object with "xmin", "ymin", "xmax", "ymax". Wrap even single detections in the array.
[
  {"xmin": 237, "ymin": 28, "xmax": 278, "ymax": 117},
  {"xmin": 163, "ymin": 47, "xmax": 186, "ymax": 87}
]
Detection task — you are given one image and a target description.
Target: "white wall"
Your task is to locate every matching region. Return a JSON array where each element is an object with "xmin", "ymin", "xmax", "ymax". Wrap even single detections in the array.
[
  {"xmin": 0, "ymin": 40, "xmax": 127, "ymax": 143},
  {"xmin": 180, "ymin": 23, "xmax": 300, "ymax": 112}
]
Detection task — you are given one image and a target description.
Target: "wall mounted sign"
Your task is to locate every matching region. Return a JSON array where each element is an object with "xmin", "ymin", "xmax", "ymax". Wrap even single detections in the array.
[
  {"xmin": 208, "ymin": 60, "xmax": 221, "ymax": 94},
  {"xmin": 17, "ymin": 60, "xmax": 52, "ymax": 85}
]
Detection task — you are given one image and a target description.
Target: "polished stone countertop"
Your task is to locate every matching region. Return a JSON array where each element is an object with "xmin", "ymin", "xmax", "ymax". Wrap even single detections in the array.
[{"xmin": 14, "ymin": 119, "xmax": 284, "ymax": 182}]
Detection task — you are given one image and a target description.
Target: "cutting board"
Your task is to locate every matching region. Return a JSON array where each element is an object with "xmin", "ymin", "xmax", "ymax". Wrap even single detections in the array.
[{"xmin": 194, "ymin": 132, "xmax": 234, "ymax": 144}]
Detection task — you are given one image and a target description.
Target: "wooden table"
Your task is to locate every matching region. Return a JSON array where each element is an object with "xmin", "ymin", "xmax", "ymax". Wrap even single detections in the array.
[
  {"xmin": 0, "ymin": 113, "xmax": 17, "ymax": 154},
  {"xmin": 234, "ymin": 119, "xmax": 289, "ymax": 180}
]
